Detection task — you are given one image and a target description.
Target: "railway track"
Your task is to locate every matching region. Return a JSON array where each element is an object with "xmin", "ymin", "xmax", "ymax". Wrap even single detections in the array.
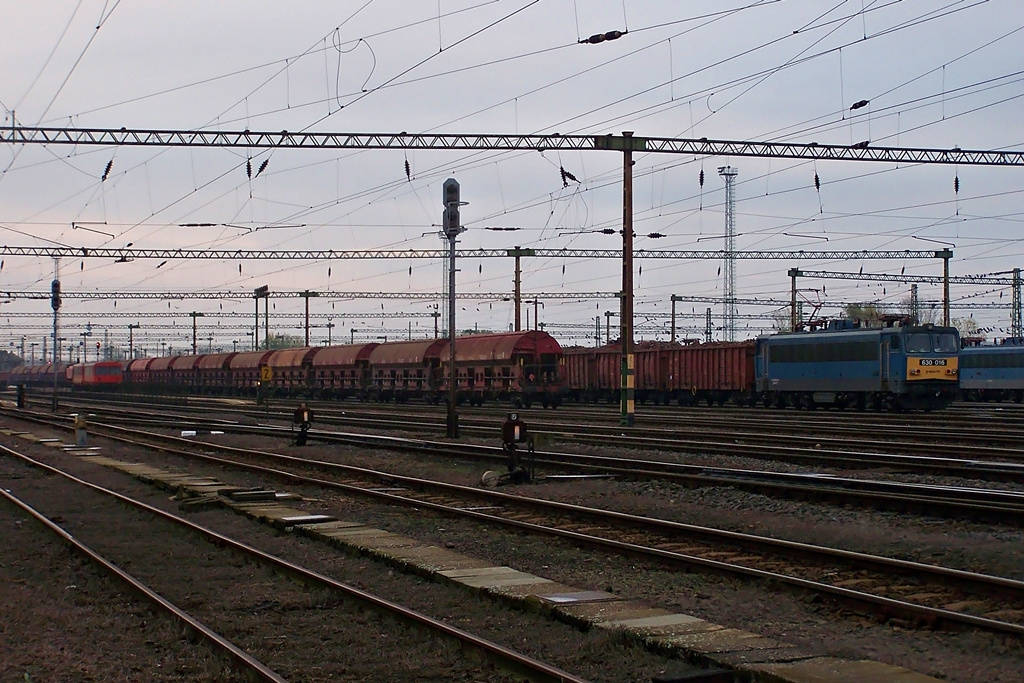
[
  {"xmin": 44, "ymin": 397, "xmax": 1024, "ymax": 493},
  {"xmin": 6, "ymin": 408, "xmax": 1024, "ymax": 638},
  {"xmin": 48, "ymin": 392, "xmax": 1024, "ymax": 468},
  {"xmin": 0, "ymin": 483, "xmax": 287, "ymax": 682},
  {"xmin": 0, "ymin": 443, "xmax": 592, "ymax": 683}
]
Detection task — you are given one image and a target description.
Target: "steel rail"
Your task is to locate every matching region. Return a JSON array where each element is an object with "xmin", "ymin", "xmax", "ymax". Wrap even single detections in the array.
[
  {"xmin": 19, "ymin": 419, "xmax": 1024, "ymax": 637},
  {"xmin": 0, "ymin": 444, "xmax": 590, "ymax": 683},
  {"xmin": 0, "ymin": 472, "xmax": 287, "ymax": 683}
]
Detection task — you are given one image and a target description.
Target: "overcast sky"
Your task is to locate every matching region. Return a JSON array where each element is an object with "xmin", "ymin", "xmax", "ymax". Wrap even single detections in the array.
[{"xmin": 1, "ymin": 0, "xmax": 1023, "ymax": 355}]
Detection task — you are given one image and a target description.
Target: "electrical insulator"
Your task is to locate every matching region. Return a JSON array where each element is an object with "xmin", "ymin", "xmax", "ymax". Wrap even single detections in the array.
[
  {"xmin": 699, "ymin": 169, "xmax": 704, "ymax": 187},
  {"xmin": 581, "ymin": 30, "xmax": 624, "ymax": 45},
  {"xmin": 814, "ymin": 173, "xmax": 820, "ymax": 191},
  {"xmin": 954, "ymin": 176, "xmax": 960, "ymax": 193}
]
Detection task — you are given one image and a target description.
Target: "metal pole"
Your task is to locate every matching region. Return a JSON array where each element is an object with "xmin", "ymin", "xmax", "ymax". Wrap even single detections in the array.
[
  {"xmin": 52, "ymin": 259, "xmax": 60, "ymax": 411},
  {"xmin": 620, "ymin": 131, "xmax": 635, "ymax": 427},
  {"xmin": 910, "ymin": 284, "xmax": 919, "ymax": 325},
  {"xmin": 128, "ymin": 324, "xmax": 139, "ymax": 359},
  {"xmin": 789, "ymin": 268, "xmax": 799, "ymax": 332},
  {"xmin": 52, "ymin": 317, "xmax": 58, "ymax": 411},
  {"xmin": 254, "ymin": 295, "xmax": 259, "ymax": 350},
  {"xmin": 264, "ymin": 296, "xmax": 269, "ymax": 350},
  {"xmin": 514, "ymin": 248, "xmax": 522, "ymax": 332},
  {"xmin": 447, "ymin": 229, "xmax": 458, "ymax": 437},
  {"xmin": 670, "ymin": 295, "xmax": 677, "ymax": 343},
  {"xmin": 300, "ymin": 291, "xmax": 318, "ymax": 346},
  {"xmin": 940, "ymin": 249, "xmax": 951, "ymax": 327},
  {"xmin": 442, "ymin": 178, "xmax": 464, "ymax": 439},
  {"xmin": 1014, "ymin": 269, "xmax": 1023, "ymax": 339}
]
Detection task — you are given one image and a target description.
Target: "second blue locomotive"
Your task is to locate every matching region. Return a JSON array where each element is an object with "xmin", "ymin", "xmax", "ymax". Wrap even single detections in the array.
[{"xmin": 959, "ymin": 338, "xmax": 1024, "ymax": 403}]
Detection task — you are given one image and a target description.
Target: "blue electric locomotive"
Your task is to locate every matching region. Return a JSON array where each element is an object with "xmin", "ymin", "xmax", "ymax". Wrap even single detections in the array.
[
  {"xmin": 755, "ymin": 321, "xmax": 960, "ymax": 411},
  {"xmin": 959, "ymin": 338, "xmax": 1024, "ymax": 403}
]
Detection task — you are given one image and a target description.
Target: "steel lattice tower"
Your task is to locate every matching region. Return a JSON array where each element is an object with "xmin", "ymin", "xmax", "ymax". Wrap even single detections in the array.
[
  {"xmin": 910, "ymin": 284, "xmax": 919, "ymax": 325},
  {"xmin": 440, "ymin": 231, "xmax": 450, "ymax": 333},
  {"xmin": 718, "ymin": 166, "xmax": 739, "ymax": 341},
  {"xmin": 1013, "ymin": 268, "xmax": 1022, "ymax": 339}
]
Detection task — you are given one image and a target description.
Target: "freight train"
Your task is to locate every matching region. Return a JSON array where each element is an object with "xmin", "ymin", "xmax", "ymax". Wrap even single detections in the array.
[
  {"xmin": 565, "ymin": 321, "xmax": 961, "ymax": 411},
  {"xmin": 7, "ymin": 331, "xmax": 566, "ymax": 408},
  {"xmin": 6, "ymin": 323, "xmax": 965, "ymax": 411},
  {"xmin": 958, "ymin": 338, "xmax": 1024, "ymax": 402}
]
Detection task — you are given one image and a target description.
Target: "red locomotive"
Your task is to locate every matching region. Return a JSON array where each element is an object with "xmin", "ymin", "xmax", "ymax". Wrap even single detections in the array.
[{"xmin": 70, "ymin": 360, "xmax": 124, "ymax": 387}]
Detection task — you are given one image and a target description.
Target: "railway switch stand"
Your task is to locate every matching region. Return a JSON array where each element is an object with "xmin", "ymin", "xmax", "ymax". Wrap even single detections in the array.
[
  {"xmin": 74, "ymin": 414, "xmax": 87, "ymax": 446},
  {"xmin": 16, "ymin": 383, "xmax": 25, "ymax": 409},
  {"xmin": 501, "ymin": 412, "xmax": 533, "ymax": 484},
  {"xmin": 293, "ymin": 403, "xmax": 313, "ymax": 446}
]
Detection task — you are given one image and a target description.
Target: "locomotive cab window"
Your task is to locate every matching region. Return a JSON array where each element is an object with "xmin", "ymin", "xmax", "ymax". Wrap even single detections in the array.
[
  {"xmin": 905, "ymin": 333, "xmax": 931, "ymax": 353},
  {"xmin": 936, "ymin": 333, "xmax": 958, "ymax": 353}
]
